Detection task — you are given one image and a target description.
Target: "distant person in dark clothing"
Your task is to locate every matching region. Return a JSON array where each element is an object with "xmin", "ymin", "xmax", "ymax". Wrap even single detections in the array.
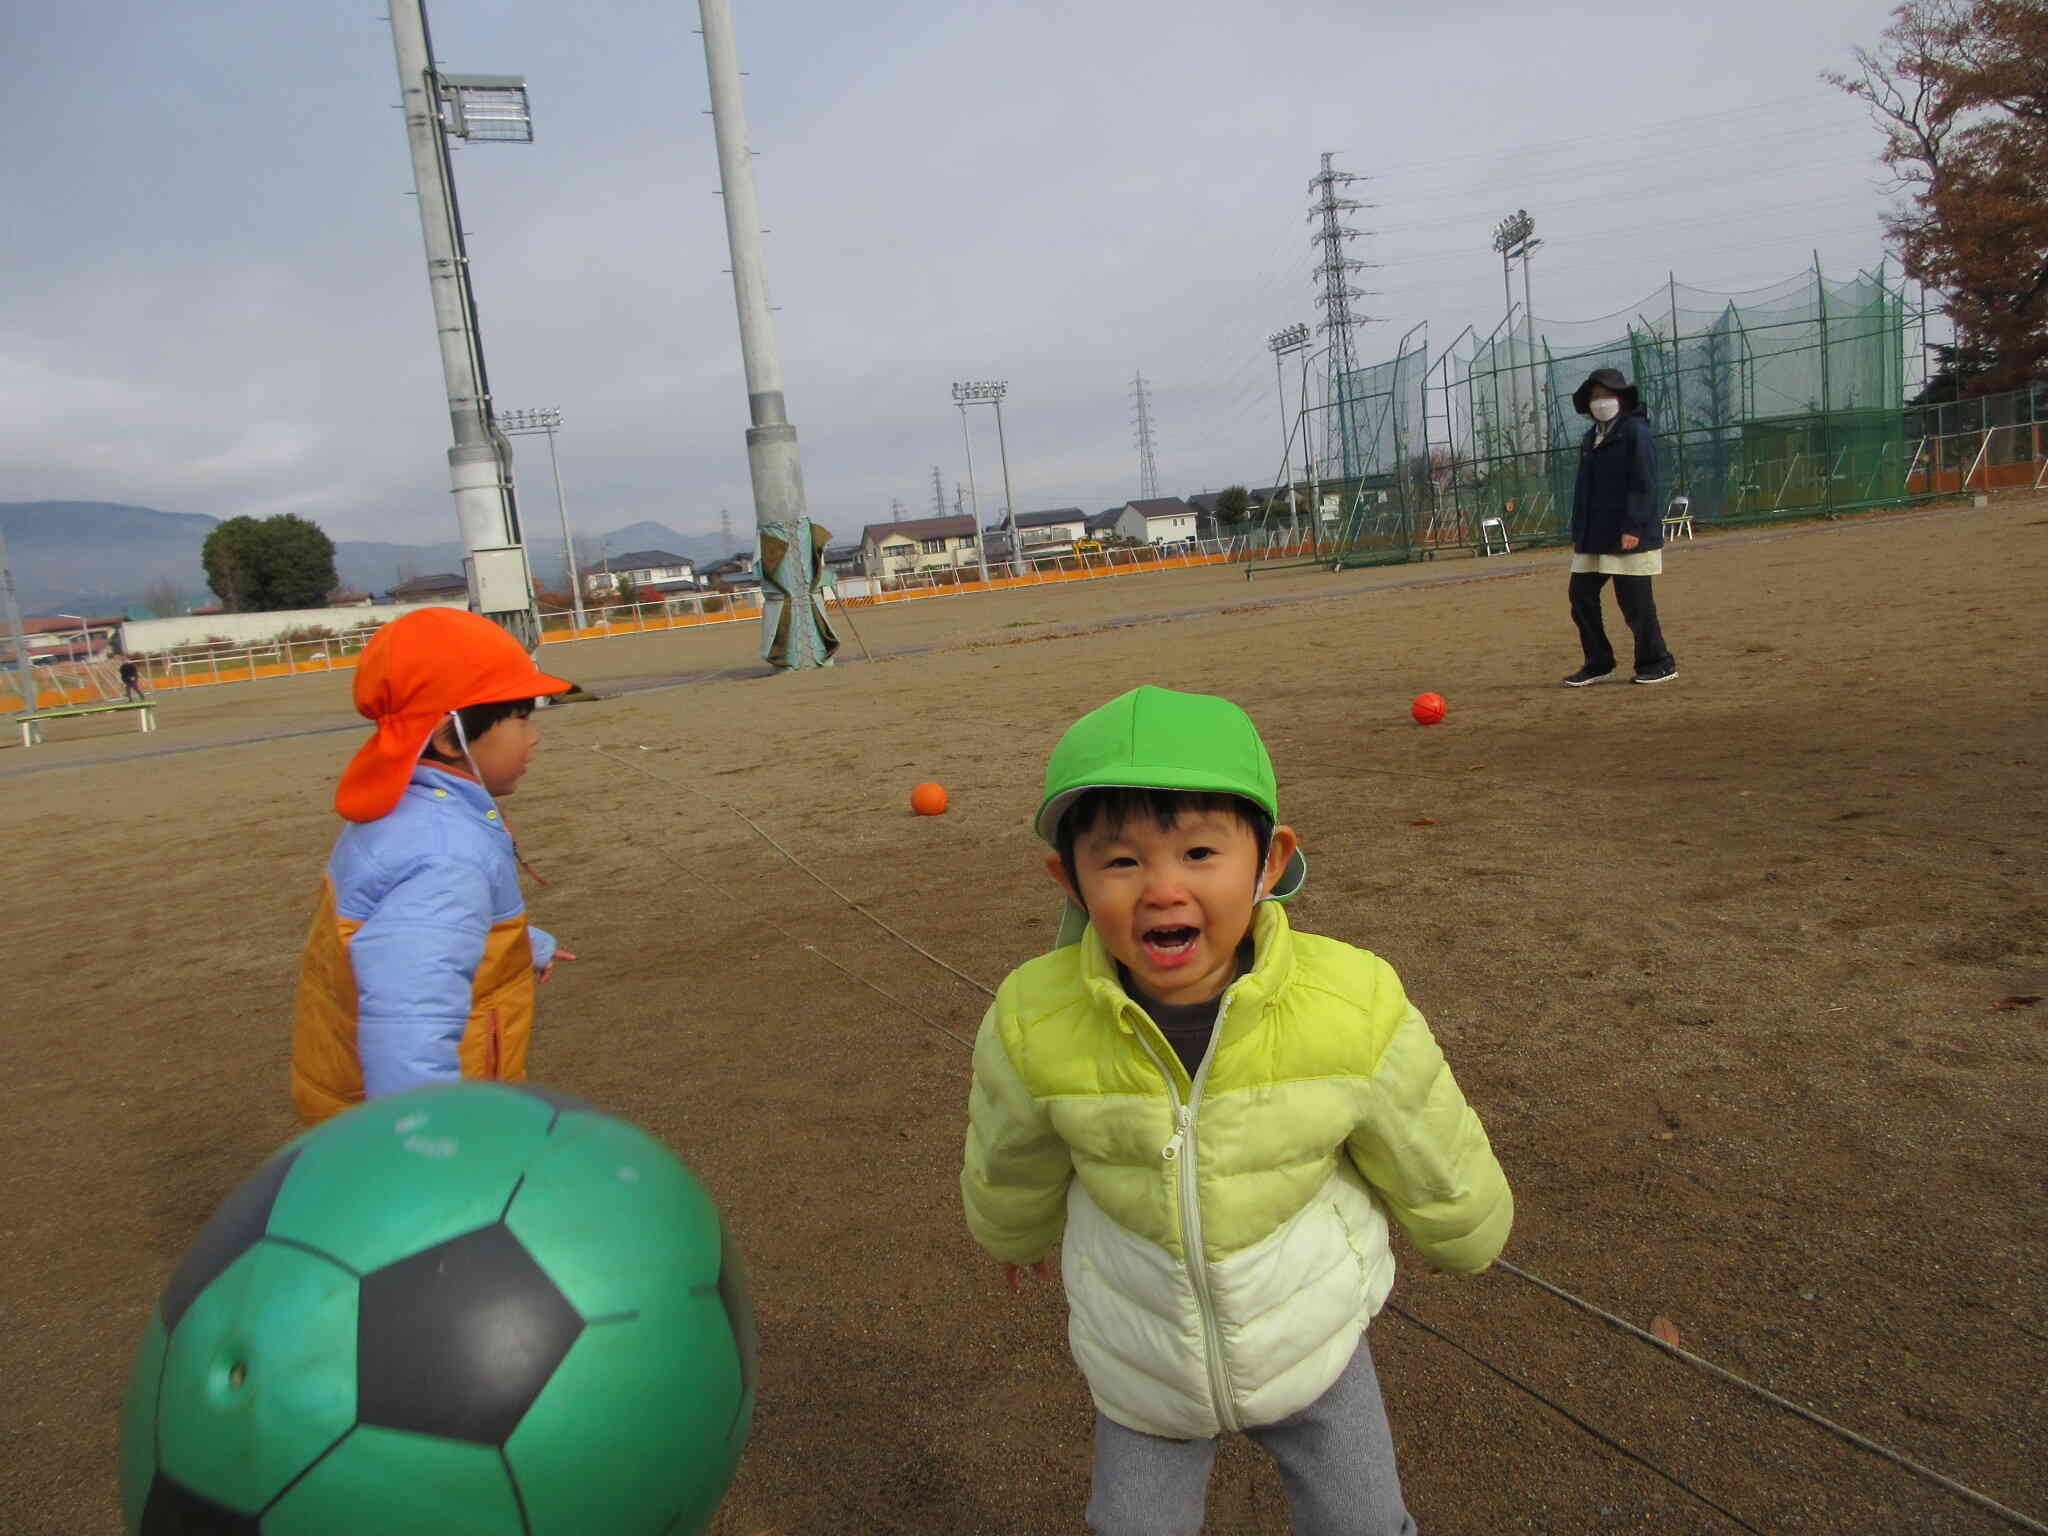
[
  {"xmin": 1562, "ymin": 367, "xmax": 1679, "ymax": 686},
  {"xmin": 118, "ymin": 656, "xmax": 145, "ymax": 702}
]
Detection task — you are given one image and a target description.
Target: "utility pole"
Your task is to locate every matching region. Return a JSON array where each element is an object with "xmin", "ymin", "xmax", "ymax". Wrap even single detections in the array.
[
  {"xmin": 386, "ymin": 0, "xmax": 540, "ymax": 647},
  {"xmin": 929, "ymin": 464, "xmax": 947, "ymax": 519},
  {"xmin": 1309, "ymin": 153, "xmax": 1376, "ymax": 484},
  {"xmin": 697, "ymin": 0, "xmax": 832, "ymax": 670},
  {"xmin": 1131, "ymin": 371, "xmax": 1161, "ymax": 500}
]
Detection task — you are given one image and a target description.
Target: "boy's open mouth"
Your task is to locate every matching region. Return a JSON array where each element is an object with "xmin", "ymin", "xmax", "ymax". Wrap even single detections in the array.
[{"xmin": 1140, "ymin": 926, "xmax": 1200, "ymax": 966}]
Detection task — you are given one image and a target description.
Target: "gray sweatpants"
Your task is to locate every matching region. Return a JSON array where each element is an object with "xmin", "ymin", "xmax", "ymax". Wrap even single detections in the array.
[{"xmin": 1086, "ymin": 1335, "xmax": 1418, "ymax": 1536}]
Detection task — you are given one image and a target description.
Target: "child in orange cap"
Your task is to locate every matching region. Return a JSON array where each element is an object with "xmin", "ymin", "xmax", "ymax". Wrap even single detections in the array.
[{"xmin": 291, "ymin": 608, "xmax": 575, "ymax": 1123}]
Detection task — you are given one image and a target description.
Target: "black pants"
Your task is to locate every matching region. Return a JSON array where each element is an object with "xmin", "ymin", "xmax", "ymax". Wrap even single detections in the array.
[{"xmin": 1569, "ymin": 571, "xmax": 1673, "ymax": 674}]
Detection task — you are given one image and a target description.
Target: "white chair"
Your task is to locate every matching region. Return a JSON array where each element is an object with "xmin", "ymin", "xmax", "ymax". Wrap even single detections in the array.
[
  {"xmin": 1663, "ymin": 495, "xmax": 1694, "ymax": 541},
  {"xmin": 1478, "ymin": 515, "xmax": 1511, "ymax": 556}
]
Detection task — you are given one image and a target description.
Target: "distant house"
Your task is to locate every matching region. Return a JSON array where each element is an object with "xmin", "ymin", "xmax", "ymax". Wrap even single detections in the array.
[
  {"xmin": 1087, "ymin": 506, "xmax": 1143, "ymax": 542},
  {"xmin": 1006, "ymin": 507, "xmax": 1090, "ymax": 555},
  {"xmin": 387, "ymin": 572, "xmax": 469, "ymax": 603},
  {"xmin": 859, "ymin": 515, "xmax": 982, "ymax": 577},
  {"xmin": 581, "ymin": 549, "xmax": 695, "ymax": 599},
  {"xmin": 1121, "ymin": 497, "xmax": 1197, "ymax": 545},
  {"xmin": 11, "ymin": 615, "xmax": 124, "ymax": 664},
  {"xmin": 697, "ymin": 551, "xmax": 760, "ymax": 592}
]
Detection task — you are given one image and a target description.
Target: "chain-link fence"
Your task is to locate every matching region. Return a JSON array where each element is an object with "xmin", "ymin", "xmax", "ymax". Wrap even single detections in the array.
[{"xmin": 1315, "ymin": 262, "xmax": 1929, "ymax": 569}]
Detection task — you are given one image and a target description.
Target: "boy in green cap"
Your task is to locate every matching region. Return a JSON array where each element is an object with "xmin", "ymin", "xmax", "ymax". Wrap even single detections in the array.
[{"xmin": 962, "ymin": 685, "xmax": 1511, "ymax": 1535}]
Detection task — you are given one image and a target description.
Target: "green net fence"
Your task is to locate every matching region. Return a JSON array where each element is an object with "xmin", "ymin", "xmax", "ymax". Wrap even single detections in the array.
[{"xmin": 1316, "ymin": 262, "xmax": 1915, "ymax": 567}]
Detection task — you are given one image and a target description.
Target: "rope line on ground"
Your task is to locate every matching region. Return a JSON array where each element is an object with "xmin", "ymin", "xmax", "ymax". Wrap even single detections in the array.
[
  {"xmin": 1493, "ymin": 1261, "xmax": 2048, "ymax": 1535},
  {"xmin": 1383, "ymin": 1302, "xmax": 1764, "ymax": 1533},
  {"xmin": 590, "ymin": 743, "xmax": 996, "ymax": 1007},
  {"xmin": 589, "ymin": 742, "xmax": 2043, "ymax": 1534}
]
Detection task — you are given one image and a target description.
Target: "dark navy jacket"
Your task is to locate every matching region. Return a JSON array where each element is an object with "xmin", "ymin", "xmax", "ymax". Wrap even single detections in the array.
[{"xmin": 1570, "ymin": 407, "xmax": 1661, "ymax": 555}]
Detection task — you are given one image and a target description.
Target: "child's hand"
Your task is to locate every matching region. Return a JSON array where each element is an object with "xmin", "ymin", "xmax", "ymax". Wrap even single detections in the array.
[
  {"xmin": 538, "ymin": 949, "xmax": 577, "ymax": 984},
  {"xmin": 1003, "ymin": 1257, "xmax": 1054, "ymax": 1291}
]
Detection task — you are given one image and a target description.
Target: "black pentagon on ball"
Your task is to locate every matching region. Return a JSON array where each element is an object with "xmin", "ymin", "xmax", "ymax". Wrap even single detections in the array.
[
  {"xmin": 357, "ymin": 1222, "xmax": 583, "ymax": 1444},
  {"xmin": 139, "ymin": 1472, "xmax": 262, "ymax": 1534},
  {"xmin": 158, "ymin": 1148, "xmax": 303, "ymax": 1333}
]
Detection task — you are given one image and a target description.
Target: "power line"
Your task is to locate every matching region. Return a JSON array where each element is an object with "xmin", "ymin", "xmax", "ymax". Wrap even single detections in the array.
[
  {"xmin": 1375, "ymin": 195, "xmax": 1886, "ymax": 273},
  {"xmin": 1371, "ymin": 94, "xmax": 1870, "ymax": 180}
]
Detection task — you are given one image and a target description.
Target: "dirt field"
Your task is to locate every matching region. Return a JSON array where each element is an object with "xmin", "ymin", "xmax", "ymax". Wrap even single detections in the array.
[{"xmin": 3, "ymin": 501, "xmax": 2043, "ymax": 1534}]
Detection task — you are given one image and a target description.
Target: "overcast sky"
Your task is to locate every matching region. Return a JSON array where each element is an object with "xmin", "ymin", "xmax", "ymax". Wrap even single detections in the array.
[{"xmin": 2, "ymin": 0, "xmax": 1911, "ymax": 547}]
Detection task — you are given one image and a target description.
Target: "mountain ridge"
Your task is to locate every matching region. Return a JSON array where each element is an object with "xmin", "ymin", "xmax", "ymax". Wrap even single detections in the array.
[{"xmin": 0, "ymin": 502, "xmax": 737, "ymax": 615}]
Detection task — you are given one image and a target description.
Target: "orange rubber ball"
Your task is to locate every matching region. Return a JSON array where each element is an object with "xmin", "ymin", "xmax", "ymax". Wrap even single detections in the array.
[
  {"xmin": 910, "ymin": 781, "xmax": 950, "ymax": 816},
  {"xmin": 1411, "ymin": 692, "xmax": 1447, "ymax": 726}
]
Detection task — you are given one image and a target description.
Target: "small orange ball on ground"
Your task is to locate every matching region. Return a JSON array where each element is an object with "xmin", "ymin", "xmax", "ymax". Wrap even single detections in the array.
[
  {"xmin": 1411, "ymin": 692, "xmax": 1447, "ymax": 726},
  {"xmin": 910, "ymin": 781, "xmax": 949, "ymax": 815}
]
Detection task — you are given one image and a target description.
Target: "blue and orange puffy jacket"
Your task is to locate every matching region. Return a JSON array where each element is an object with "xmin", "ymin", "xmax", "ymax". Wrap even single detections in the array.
[{"xmin": 291, "ymin": 766, "xmax": 556, "ymax": 1123}]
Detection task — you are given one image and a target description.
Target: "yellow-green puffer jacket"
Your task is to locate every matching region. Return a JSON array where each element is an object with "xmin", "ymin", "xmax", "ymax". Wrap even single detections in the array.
[{"xmin": 962, "ymin": 902, "xmax": 1512, "ymax": 1439}]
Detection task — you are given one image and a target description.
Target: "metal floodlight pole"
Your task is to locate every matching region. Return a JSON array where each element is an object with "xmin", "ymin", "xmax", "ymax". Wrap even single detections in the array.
[
  {"xmin": 1269, "ymin": 322, "xmax": 1311, "ymax": 479},
  {"xmin": 498, "ymin": 408, "xmax": 585, "ymax": 631},
  {"xmin": 386, "ymin": 0, "xmax": 538, "ymax": 648},
  {"xmin": 956, "ymin": 400, "xmax": 988, "ymax": 581},
  {"xmin": 698, "ymin": 0, "xmax": 828, "ymax": 670},
  {"xmin": 1493, "ymin": 210, "xmax": 1538, "ymax": 457},
  {"xmin": 993, "ymin": 395, "xmax": 1020, "ymax": 573},
  {"xmin": 0, "ymin": 530, "xmax": 39, "ymax": 714},
  {"xmin": 954, "ymin": 380, "xmax": 1018, "ymax": 571},
  {"xmin": 1521, "ymin": 232, "xmax": 1542, "ymax": 450}
]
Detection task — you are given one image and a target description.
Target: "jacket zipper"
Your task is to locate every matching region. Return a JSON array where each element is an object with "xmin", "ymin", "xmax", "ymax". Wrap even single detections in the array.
[{"xmin": 1137, "ymin": 985, "xmax": 1240, "ymax": 1433}]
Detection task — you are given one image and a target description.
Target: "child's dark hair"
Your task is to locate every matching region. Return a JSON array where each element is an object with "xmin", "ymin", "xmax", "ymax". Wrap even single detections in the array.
[
  {"xmin": 421, "ymin": 697, "xmax": 535, "ymax": 764},
  {"xmin": 1055, "ymin": 787, "xmax": 1272, "ymax": 888}
]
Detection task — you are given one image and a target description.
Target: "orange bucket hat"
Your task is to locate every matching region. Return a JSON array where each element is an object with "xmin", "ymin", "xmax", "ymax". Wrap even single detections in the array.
[{"xmin": 336, "ymin": 608, "xmax": 571, "ymax": 823}]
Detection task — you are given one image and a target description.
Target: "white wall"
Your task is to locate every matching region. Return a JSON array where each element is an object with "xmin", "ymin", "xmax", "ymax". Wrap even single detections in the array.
[
  {"xmin": 120, "ymin": 601, "xmax": 460, "ymax": 654},
  {"xmin": 1145, "ymin": 514, "xmax": 1196, "ymax": 543}
]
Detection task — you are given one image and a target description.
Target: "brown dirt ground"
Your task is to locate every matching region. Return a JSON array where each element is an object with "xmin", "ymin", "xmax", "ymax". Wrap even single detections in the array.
[{"xmin": 2, "ymin": 500, "xmax": 2044, "ymax": 1535}]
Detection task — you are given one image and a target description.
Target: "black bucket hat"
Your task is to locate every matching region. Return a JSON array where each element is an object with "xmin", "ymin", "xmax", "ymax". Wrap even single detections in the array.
[{"xmin": 1572, "ymin": 367, "xmax": 1640, "ymax": 416}]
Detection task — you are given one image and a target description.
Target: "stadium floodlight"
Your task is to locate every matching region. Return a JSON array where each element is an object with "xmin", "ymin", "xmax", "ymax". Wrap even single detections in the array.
[
  {"xmin": 1268, "ymin": 325, "xmax": 1312, "ymax": 469},
  {"xmin": 1491, "ymin": 210, "xmax": 1543, "ymax": 453},
  {"xmin": 386, "ymin": 0, "xmax": 542, "ymax": 647},
  {"xmin": 437, "ymin": 75, "xmax": 533, "ymax": 142},
  {"xmin": 496, "ymin": 409, "xmax": 584, "ymax": 633},
  {"xmin": 952, "ymin": 381, "xmax": 1020, "ymax": 572}
]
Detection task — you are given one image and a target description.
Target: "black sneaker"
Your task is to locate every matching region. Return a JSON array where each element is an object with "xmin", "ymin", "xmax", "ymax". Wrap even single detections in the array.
[
  {"xmin": 1562, "ymin": 665, "xmax": 1614, "ymax": 687},
  {"xmin": 1632, "ymin": 660, "xmax": 1679, "ymax": 685}
]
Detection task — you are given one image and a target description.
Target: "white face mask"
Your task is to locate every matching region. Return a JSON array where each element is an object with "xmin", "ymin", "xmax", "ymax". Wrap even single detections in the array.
[{"xmin": 1589, "ymin": 398, "xmax": 1621, "ymax": 423}]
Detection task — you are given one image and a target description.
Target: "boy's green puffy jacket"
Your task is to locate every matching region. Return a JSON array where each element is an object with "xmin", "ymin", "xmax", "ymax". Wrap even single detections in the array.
[{"xmin": 962, "ymin": 903, "xmax": 1511, "ymax": 1439}]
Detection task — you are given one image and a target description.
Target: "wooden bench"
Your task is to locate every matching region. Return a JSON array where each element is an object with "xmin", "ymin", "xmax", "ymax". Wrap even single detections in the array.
[{"xmin": 17, "ymin": 699, "xmax": 157, "ymax": 747}]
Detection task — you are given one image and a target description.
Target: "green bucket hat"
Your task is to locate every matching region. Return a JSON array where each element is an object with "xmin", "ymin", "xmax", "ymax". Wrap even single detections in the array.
[{"xmin": 1036, "ymin": 685, "xmax": 1308, "ymax": 948}]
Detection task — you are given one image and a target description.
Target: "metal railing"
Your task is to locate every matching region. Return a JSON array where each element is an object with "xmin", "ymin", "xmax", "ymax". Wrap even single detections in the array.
[{"xmin": 2, "ymin": 534, "xmax": 1326, "ymax": 712}]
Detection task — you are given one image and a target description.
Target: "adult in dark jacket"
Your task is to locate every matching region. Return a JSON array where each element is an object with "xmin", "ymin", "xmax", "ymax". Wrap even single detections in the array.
[{"xmin": 1563, "ymin": 367, "xmax": 1678, "ymax": 685}]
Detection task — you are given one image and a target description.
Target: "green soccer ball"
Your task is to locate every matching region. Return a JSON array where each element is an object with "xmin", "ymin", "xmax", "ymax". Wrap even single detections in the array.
[{"xmin": 119, "ymin": 1083, "xmax": 756, "ymax": 1535}]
